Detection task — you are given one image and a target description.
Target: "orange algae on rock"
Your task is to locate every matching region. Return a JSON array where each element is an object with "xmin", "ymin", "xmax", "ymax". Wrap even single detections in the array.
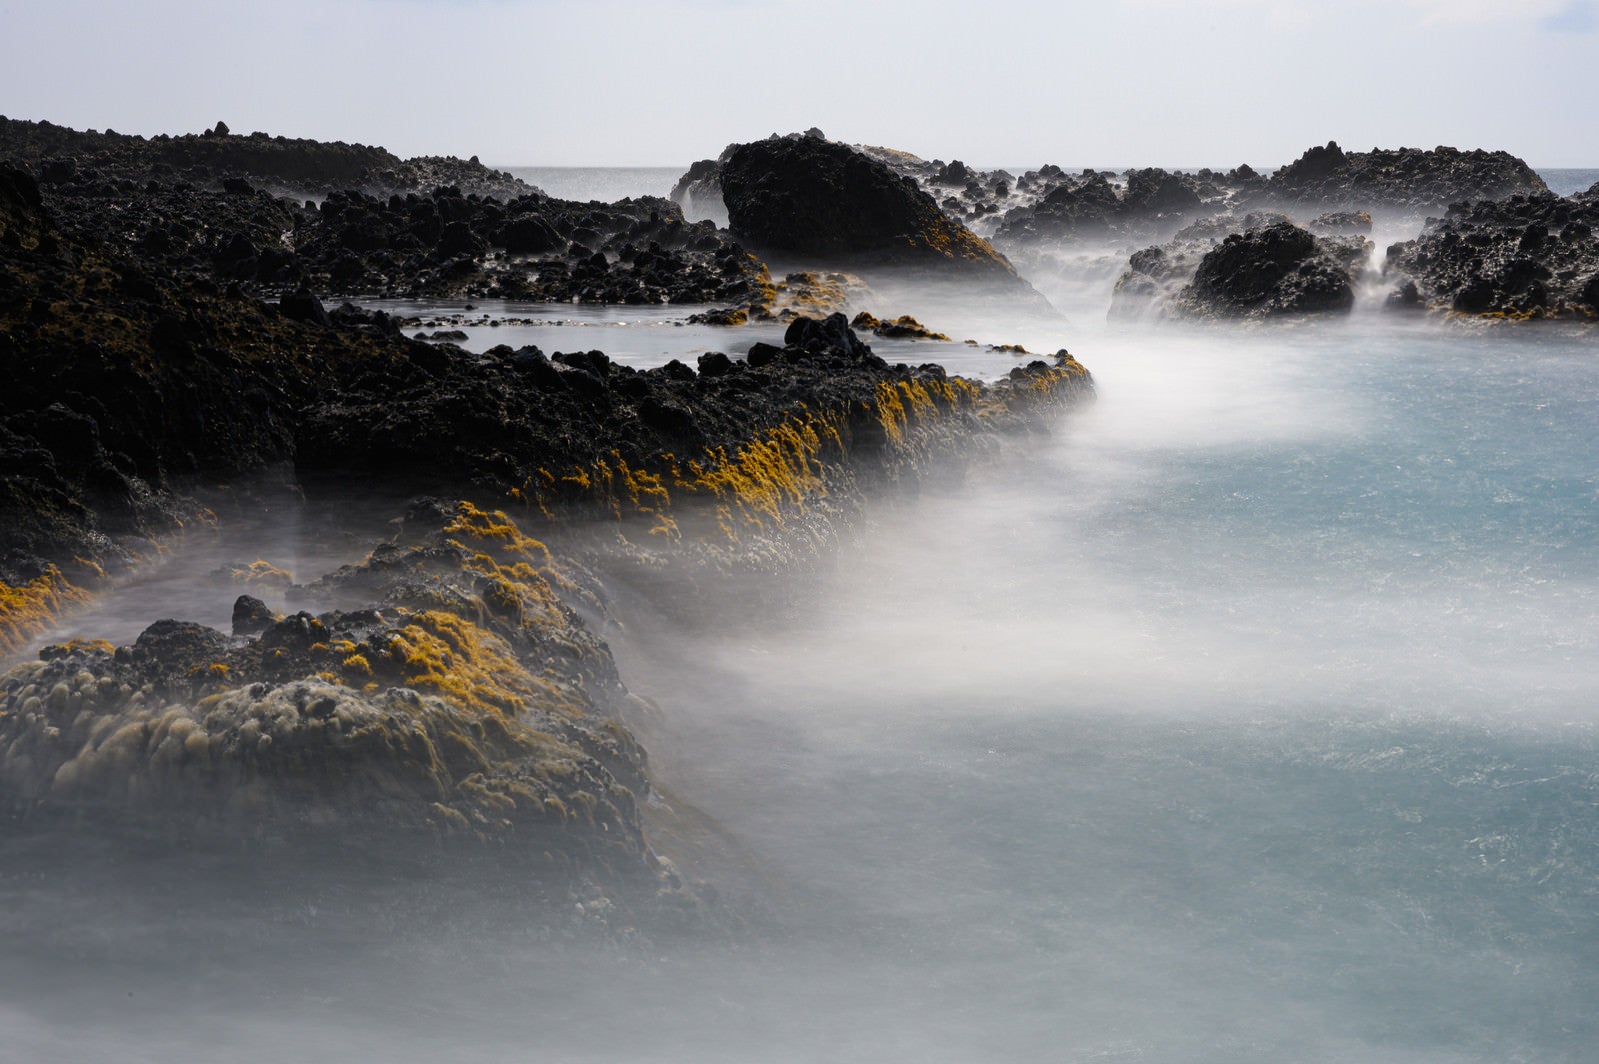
[
  {"xmin": 384, "ymin": 609, "xmax": 541, "ymax": 718},
  {"xmin": 0, "ymin": 568, "xmax": 90, "ymax": 656},
  {"xmin": 675, "ymin": 412, "xmax": 844, "ymax": 532}
]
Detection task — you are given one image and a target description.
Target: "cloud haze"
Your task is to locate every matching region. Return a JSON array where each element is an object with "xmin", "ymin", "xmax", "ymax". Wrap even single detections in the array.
[{"xmin": 1, "ymin": 0, "xmax": 1593, "ymax": 166}]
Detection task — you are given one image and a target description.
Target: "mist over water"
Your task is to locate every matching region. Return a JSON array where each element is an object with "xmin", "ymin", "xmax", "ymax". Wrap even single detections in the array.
[{"xmin": 7, "ymin": 174, "xmax": 1599, "ymax": 1062}]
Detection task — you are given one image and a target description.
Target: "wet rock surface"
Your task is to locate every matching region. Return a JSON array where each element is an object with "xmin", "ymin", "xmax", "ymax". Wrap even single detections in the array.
[
  {"xmin": 1384, "ymin": 187, "xmax": 1599, "ymax": 319},
  {"xmin": 0, "ymin": 500, "xmax": 686, "ymax": 912}
]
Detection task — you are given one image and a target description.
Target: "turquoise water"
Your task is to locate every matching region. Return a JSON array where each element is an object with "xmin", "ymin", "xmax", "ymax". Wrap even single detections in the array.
[{"xmin": 597, "ymin": 318, "xmax": 1599, "ymax": 1063}]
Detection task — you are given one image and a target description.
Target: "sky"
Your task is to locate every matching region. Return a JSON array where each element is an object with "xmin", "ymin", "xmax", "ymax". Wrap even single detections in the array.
[{"xmin": 2, "ymin": 0, "xmax": 1595, "ymax": 169}]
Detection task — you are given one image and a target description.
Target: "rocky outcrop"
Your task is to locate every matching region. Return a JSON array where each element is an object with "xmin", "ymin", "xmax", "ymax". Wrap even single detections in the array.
[
  {"xmin": 2, "ymin": 118, "xmax": 1103, "ymax": 917},
  {"xmin": 1112, "ymin": 221, "xmax": 1370, "ymax": 321},
  {"xmin": 717, "ymin": 134, "xmax": 1027, "ymax": 289},
  {"xmin": 1175, "ymin": 222, "xmax": 1367, "ymax": 319},
  {"xmin": 0, "ymin": 115, "xmax": 534, "ymax": 201},
  {"xmin": 1265, "ymin": 141, "xmax": 1548, "ymax": 212},
  {"xmin": 1383, "ymin": 188, "xmax": 1599, "ymax": 319}
]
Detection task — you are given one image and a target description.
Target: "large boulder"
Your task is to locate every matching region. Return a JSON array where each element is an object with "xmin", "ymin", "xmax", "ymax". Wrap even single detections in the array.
[
  {"xmin": 1172, "ymin": 221, "xmax": 1364, "ymax": 320},
  {"xmin": 717, "ymin": 134, "xmax": 1024, "ymax": 287}
]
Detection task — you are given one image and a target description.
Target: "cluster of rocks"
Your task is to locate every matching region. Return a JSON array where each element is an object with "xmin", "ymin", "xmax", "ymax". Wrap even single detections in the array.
[
  {"xmin": 859, "ymin": 140, "xmax": 1546, "ymax": 251},
  {"xmin": 670, "ymin": 134, "xmax": 1571, "ymax": 324},
  {"xmin": 292, "ymin": 187, "xmax": 767, "ymax": 303},
  {"xmin": 2, "ymin": 119, "xmax": 773, "ymax": 304},
  {"xmin": 1385, "ymin": 185, "xmax": 1599, "ymax": 319}
]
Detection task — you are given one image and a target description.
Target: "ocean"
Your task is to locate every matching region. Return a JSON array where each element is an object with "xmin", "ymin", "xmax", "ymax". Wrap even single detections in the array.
[{"xmin": 3, "ymin": 169, "xmax": 1597, "ymax": 1063}]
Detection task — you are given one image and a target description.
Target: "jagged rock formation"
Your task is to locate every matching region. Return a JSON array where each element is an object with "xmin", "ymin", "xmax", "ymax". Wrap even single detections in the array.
[
  {"xmin": 1384, "ymin": 186, "xmax": 1599, "ymax": 319},
  {"xmin": 1264, "ymin": 141, "xmax": 1547, "ymax": 213}
]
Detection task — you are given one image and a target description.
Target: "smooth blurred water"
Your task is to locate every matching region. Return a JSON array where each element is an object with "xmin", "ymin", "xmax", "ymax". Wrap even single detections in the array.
[
  {"xmin": 6, "ymin": 165, "xmax": 1599, "ymax": 1063},
  {"xmin": 607, "ymin": 317, "xmax": 1599, "ymax": 1063}
]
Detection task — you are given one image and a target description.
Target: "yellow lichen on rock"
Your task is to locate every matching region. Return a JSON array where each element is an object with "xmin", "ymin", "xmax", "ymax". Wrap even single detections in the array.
[
  {"xmin": 676, "ymin": 412, "xmax": 842, "ymax": 531},
  {"xmin": 385, "ymin": 609, "xmax": 536, "ymax": 718},
  {"xmin": 0, "ymin": 567, "xmax": 90, "ymax": 656}
]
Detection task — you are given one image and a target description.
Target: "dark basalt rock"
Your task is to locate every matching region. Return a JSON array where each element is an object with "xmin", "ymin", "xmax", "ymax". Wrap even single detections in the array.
[
  {"xmin": 1266, "ymin": 140, "xmax": 1548, "ymax": 212},
  {"xmin": 717, "ymin": 134, "xmax": 1025, "ymax": 288},
  {"xmin": 1109, "ymin": 212, "xmax": 1318, "ymax": 322},
  {"xmin": 0, "ymin": 115, "xmax": 536, "ymax": 201},
  {"xmin": 1173, "ymin": 222, "xmax": 1363, "ymax": 320},
  {"xmin": 2, "ymin": 120, "xmax": 770, "ymax": 305},
  {"xmin": 1384, "ymin": 189, "xmax": 1599, "ymax": 319}
]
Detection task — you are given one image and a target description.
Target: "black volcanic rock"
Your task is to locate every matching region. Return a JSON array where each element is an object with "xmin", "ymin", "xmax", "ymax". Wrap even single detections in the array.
[
  {"xmin": 1172, "ymin": 222, "xmax": 1363, "ymax": 320},
  {"xmin": 718, "ymin": 135, "xmax": 1024, "ymax": 286},
  {"xmin": 1384, "ymin": 189, "xmax": 1599, "ymax": 319},
  {"xmin": 0, "ymin": 116, "xmax": 536, "ymax": 201},
  {"xmin": 1266, "ymin": 141, "xmax": 1548, "ymax": 212}
]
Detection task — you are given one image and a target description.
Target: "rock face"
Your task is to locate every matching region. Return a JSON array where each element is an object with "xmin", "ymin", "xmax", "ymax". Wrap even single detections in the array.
[
  {"xmin": 717, "ymin": 134, "xmax": 1025, "ymax": 287},
  {"xmin": 1384, "ymin": 188, "xmax": 1599, "ymax": 318},
  {"xmin": 1265, "ymin": 141, "xmax": 1548, "ymax": 212}
]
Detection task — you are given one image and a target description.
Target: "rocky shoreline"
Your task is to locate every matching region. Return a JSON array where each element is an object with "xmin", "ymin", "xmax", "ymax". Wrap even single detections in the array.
[
  {"xmin": 673, "ymin": 133, "xmax": 1596, "ymax": 323},
  {"xmin": 0, "ymin": 119, "xmax": 1094, "ymax": 921},
  {"xmin": 3, "ymin": 114, "xmax": 1592, "ymax": 922}
]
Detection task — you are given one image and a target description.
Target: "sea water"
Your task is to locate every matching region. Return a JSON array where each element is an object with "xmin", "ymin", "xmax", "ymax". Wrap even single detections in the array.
[{"xmin": 2, "ymin": 171, "xmax": 1596, "ymax": 1064}]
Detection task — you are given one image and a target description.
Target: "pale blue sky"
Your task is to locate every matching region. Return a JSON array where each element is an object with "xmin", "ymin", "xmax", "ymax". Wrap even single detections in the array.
[{"xmin": 3, "ymin": 0, "xmax": 1594, "ymax": 167}]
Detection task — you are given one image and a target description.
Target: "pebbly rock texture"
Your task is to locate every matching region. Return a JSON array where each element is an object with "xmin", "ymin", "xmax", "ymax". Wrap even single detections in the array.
[
  {"xmin": 2, "ymin": 119, "xmax": 773, "ymax": 304},
  {"xmin": 1383, "ymin": 187, "xmax": 1599, "ymax": 319},
  {"xmin": 716, "ymin": 133, "xmax": 1029, "ymax": 290},
  {"xmin": 1155, "ymin": 221, "xmax": 1368, "ymax": 321},
  {"xmin": 290, "ymin": 187, "xmax": 769, "ymax": 303},
  {"xmin": 1264, "ymin": 141, "xmax": 1548, "ymax": 213}
]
